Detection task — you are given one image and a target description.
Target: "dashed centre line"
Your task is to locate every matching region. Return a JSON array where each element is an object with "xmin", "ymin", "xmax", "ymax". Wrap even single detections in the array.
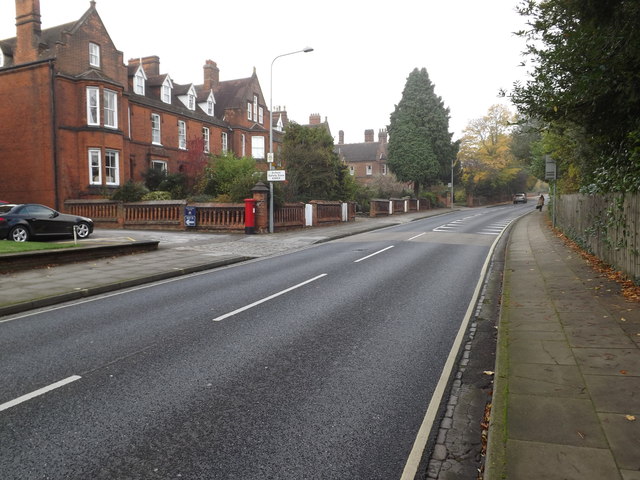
[{"xmin": 0, "ymin": 375, "xmax": 82, "ymax": 412}]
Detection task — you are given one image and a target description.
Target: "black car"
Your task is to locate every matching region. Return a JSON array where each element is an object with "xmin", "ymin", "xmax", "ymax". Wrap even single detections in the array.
[{"xmin": 0, "ymin": 204, "xmax": 94, "ymax": 242}]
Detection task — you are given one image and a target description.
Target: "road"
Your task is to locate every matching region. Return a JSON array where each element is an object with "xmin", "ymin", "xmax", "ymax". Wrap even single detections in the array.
[{"xmin": 0, "ymin": 204, "xmax": 530, "ymax": 479}]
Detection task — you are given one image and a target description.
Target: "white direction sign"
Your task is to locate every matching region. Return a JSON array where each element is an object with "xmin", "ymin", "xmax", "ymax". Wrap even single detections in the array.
[
  {"xmin": 545, "ymin": 155, "xmax": 557, "ymax": 180},
  {"xmin": 267, "ymin": 170, "xmax": 286, "ymax": 182}
]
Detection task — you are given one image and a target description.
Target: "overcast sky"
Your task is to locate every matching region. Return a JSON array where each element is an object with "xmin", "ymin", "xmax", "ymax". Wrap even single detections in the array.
[{"xmin": 0, "ymin": 0, "xmax": 529, "ymax": 143}]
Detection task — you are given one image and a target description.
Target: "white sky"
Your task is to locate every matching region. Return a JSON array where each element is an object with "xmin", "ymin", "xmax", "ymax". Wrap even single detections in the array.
[{"xmin": 0, "ymin": 0, "xmax": 529, "ymax": 143}]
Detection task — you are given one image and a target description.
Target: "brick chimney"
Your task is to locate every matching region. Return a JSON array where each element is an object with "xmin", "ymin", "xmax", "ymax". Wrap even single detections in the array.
[
  {"xmin": 364, "ymin": 129, "xmax": 374, "ymax": 142},
  {"xmin": 378, "ymin": 129, "xmax": 387, "ymax": 144},
  {"xmin": 141, "ymin": 56, "xmax": 160, "ymax": 76},
  {"xmin": 14, "ymin": 0, "xmax": 41, "ymax": 64},
  {"xmin": 203, "ymin": 60, "xmax": 219, "ymax": 91},
  {"xmin": 309, "ymin": 113, "xmax": 321, "ymax": 125},
  {"xmin": 338, "ymin": 130, "xmax": 344, "ymax": 145}
]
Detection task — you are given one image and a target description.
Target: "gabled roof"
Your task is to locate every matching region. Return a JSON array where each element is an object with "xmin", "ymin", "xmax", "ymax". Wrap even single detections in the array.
[
  {"xmin": 336, "ymin": 142, "xmax": 382, "ymax": 163},
  {"xmin": 147, "ymin": 74, "xmax": 171, "ymax": 88},
  {"xmin": 212, "ymin": 70, "xmax": 265, "ymax": 114},
  {"xmin": 0, "ymin": 3, "xmax": 115, "ymax": 68}
]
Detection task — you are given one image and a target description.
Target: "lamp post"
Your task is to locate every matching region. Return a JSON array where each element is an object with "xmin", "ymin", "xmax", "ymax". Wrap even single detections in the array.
[
  {"xmin": 451, "ymin": 157, "xmax": 454, "ymax": 208},
  {"xmin": 268, "ymin": 46, "xmax": 314, "ymax": 233}
]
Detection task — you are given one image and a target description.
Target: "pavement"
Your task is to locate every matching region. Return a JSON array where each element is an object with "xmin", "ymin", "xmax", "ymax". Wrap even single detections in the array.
[
  {"xmin": 1, "ymin": 206, "xmax": 638, "ymax": 479},
  {"xmin": 485, "ymin": 211, "xmax": 640, "ymax": 480}
]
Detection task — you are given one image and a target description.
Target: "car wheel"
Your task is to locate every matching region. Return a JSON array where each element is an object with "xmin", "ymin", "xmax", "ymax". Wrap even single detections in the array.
[
  {"xmin": 75, "ymin": 222, "xmax": 91, "ymax": 239},
  {"xmin": 10, "ymin": 225, "xmax": 30, "ymax": 242}
]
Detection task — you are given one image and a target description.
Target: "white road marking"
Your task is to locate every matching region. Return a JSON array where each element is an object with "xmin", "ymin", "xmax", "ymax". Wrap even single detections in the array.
[
  {"xmin": 401, "ymin": 216, "xmax": 509, "ymax": 479},
  {"xmin": 353, "ymin": 245, "xmax": 395, "ymax": 263},
  {"xmin": 407, "ymin": 232, "xmax": 427, "ymax": 241},
  {"xmin": 212, "ymin": 274, "xmax": 328, "ymax": 322},
  {"xmin": 0, "ymin": 375, "xmax": 82, "ymax": 412}
]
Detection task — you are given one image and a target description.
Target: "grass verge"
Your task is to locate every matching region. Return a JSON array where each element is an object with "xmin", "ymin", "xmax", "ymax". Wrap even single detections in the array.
[{"xmin": 0, "ymin": 240, "xmax": 78, "ymax": 254}]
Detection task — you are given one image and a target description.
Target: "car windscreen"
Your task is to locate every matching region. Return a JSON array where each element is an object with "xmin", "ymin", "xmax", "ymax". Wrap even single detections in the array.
[{"xmin": 0, "ymin": 204, "xmax": 17, "ymax": 214}]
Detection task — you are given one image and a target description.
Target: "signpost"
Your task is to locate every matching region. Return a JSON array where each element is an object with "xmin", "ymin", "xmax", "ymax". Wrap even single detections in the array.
[{"xmin": 544, "ymin": 155, "xmax": 557, "ymax": 227}]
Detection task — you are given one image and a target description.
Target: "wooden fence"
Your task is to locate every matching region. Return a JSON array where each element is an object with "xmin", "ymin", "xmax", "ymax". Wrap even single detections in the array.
[{"xmin": 555, "ymin": 193, "xmax": 640, "ymax": 282}]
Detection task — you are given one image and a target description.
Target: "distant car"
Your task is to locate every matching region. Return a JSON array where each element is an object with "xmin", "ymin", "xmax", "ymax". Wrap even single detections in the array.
[
  {"xmin": 513, "ymin": 193, "xmax": 527, "ymax": 204},
  {"xmin": 0, "ymin": 204, "xmax": 93, "ymax": 242}
]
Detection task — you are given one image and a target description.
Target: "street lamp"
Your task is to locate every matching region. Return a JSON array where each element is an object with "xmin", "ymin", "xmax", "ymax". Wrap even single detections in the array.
[{"xmin": 268, "ymin": 46, "xmax": 314, "ymax": 233}]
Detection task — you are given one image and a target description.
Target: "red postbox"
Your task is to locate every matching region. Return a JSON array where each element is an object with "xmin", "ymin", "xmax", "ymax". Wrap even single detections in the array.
[{"xmin": 244, "ymin": 198, "xmax": 257, "ymax": 234}]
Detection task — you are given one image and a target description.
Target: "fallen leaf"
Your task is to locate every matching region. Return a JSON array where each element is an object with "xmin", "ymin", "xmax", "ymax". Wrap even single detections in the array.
[
  {"xmin": 577, "ymin": 431, "xmax": 585, "ymax": 439},
  {"xmin": 626, "ymin": 415, "xmax": 636, "ymax": 421},
  {"xmin": 620, "ymin": 317, "xmax": 627, "ymax": 322},
  {"xmin": 620, "ymin": 370, "xmax": 628, "ymax": 375},
  {"xmin": 483, "ymin": 371, "xmax": 494, "ymax": 376}
]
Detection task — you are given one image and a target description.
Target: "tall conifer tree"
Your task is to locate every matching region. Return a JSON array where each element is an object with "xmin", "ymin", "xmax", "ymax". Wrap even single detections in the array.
[{"xmin": 387, "ymin": 68, "xmax": 457, "ymax": 196}]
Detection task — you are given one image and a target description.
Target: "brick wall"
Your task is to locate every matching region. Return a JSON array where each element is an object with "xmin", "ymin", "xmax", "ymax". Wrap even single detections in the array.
[{"xmin": 0, "ymin": 63, "xmax": 57, "ymax": 206}]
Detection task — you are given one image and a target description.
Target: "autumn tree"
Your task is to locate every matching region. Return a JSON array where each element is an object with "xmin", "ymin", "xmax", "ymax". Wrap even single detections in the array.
[
  {"xmin": 459, "ymin": 105, "xmax": 532, "ymax": 201},
  {"xmin": 511, "ymin": 0, "xmax": 640, "ymax": 192},
  {"xmin": 387, "ymin": 68, "xmax": 458, "ymax": 196}
]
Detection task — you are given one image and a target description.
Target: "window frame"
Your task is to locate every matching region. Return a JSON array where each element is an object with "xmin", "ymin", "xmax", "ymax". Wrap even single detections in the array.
[
  {"xmin": 151, "ymin": 113, "xmax": 162, "ymax": 145},
  {"xmin": 202, "ymin": 127, "xmax": 210, "ymax": 153},
  {"xmin": 251, "ymin": 135, "xmax": 264, "ymax": 159},
  {"xmin": 105, "ymin": 150, "xmax": 120, "ymax": 185},
  {"xmin": 178, "ymin": 120, "xmax": 187, "ymax": 150},
  {"xmin": 247, "ymin": 102, "xmax": 252, "ymax": 121},
  {"xmin": 88, "ymin": 149, "xmax": 102, "ymax": 185},
  {"xmin": 151, "ymin": 160, "xmax": 168, "ymax": 173},
  {"xmin": 103, "ymin": 89, "xmax": 118, "ymax": 129},
  {"xmin": 161, "ymin": 78, "xmax": 172, "ymax": 104},
  {"xmin": 221, "ymin": 132, "xmax": 228, "ymax": 154},
  {"xmin": 134, "ymin": 67, "xmax": 146, "ymax": 95},
  {"xmin": 87, "ymin": 87, "xmax": 100, "ymax": 126},
  {"xmin": 366, "ymin": 164, "xmax": 373, "ymax": 175},
  {"xmin": 253, "ymin": 95, "xmax": 258, "ymax": 123},
  {"xmin": 89, "ymin": 42, "xmax": 100, "ymax": 68}
]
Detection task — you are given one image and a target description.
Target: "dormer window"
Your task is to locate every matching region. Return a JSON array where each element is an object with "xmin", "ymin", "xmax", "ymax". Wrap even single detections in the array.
[
  {"xmin": 161, "ymin": 77, "xmax": 173, "ymax": 104},
  {"xmin": 134, "ymin": 66, "xmax": 147, "ymax": 95},
  {"xmin": 199, "ymin": 91, "xmax": 215, "ymax": 116},
  {"xmin": 89, "ymin": 43, "xmax": 100, "ymax": 68},
  {"xmin": 178, "ymin": 85, "xmax": 197, "ymax": 111}
]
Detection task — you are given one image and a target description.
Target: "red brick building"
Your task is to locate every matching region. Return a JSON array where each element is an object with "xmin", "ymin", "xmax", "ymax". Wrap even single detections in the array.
[
  {"xmin": 0, "ymin": 0, "xmax": 271, "ymax": 209},
  {"xmin": 336, "ymin": 128, "xmax": 389, "ymax": 185}
]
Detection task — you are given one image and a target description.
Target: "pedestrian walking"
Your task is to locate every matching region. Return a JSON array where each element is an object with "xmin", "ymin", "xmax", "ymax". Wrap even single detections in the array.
[{"xmin": 536, "ymin": 194, "xmax": 545, "ymax": 211}]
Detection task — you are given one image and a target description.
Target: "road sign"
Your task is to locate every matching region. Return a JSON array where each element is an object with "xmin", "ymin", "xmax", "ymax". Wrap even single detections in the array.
[
  {"xmin": 545, "ymin": 155, "xmax": 557, "ymax": 180},
  {"xmin": 184, "ymin": 206, "xmax": 196, "ymax": 227},
  {"xmin": 267, "ymin": 152, "xmax": 274, "ymax": 163},
  {"xmin": 267, "ymin": 170, "xmax": 286, "ymax": 182}
]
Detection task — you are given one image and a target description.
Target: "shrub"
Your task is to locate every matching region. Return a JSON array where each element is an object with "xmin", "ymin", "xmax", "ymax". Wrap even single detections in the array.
[
  {"xmin": 111, "ymin": 181, "xmax": 149, "ymax": 202},
  {"xmin": 142, "ymin": 191, "xmax": 172, "ymax": 201}
]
